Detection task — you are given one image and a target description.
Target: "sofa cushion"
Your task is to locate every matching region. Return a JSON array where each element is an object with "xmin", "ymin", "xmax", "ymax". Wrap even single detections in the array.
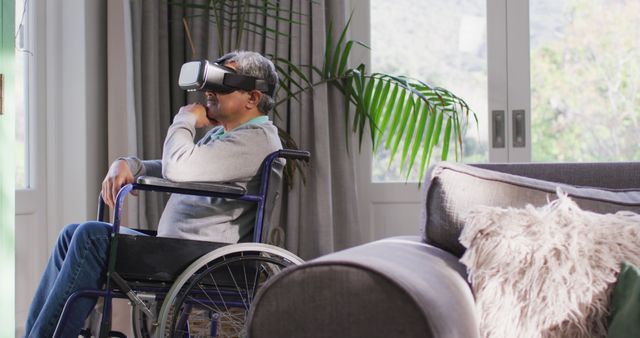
[
  {"xmin": 459, "ymin": 193, "xmax": 640, "ymax": 337},
  {"xmin": 607, "ymin": 262, "xmax": 640, "ymax": 338},
  {"xmin": 421, "ymin": 162, "xmax": 640, "ymax": 257}
]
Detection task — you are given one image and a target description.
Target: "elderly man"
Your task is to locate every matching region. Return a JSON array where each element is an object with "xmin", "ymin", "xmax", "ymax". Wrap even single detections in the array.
[{"xmin": 23, "ymin": 51, "xmax": 281, "ymax": 338}]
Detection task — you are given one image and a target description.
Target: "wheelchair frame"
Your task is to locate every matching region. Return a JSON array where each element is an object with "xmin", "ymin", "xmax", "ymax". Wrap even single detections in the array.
[{"xmin": 52, "ymin": 149, "xmax": 310, "ymax": 338}]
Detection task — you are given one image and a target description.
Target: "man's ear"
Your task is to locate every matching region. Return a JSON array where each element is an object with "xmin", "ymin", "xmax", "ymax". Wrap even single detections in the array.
[{"xmin": 246, "ymin": 90, "xmax": 262, "ymax": 109}]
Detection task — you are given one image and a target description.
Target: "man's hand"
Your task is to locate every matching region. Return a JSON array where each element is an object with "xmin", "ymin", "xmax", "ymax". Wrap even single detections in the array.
[
  {"xmin": 178, "ymin": 103, "xmax": 219, "ymax": 128},
  {"xmin": 101, "ymin": 160, "xmax": 135, "ymax": 208}
]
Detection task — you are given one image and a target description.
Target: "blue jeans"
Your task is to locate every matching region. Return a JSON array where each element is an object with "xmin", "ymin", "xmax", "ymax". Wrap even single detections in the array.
[{"xmin": 23, "ymin": 222, "xmax": 144, "ymax": 338}]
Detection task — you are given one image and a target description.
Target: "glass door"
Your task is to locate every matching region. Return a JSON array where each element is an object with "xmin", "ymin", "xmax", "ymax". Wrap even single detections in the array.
[
  {"xmin": 371, "ymin": 0, "xmax": 489, "ymax": 182},
  {"xmin": 360, "ymin": 0, "xmax": 639, "ymax": 239},
  {"xmin": 361, "ymin": 0, "xmax": 489, "ymax": 240}
]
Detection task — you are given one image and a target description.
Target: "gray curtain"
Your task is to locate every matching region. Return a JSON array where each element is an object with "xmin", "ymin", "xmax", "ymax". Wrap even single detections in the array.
[
  {"xmin": 125, "ymin": 0, "xmax": 363, "ymax": 258},
  {"xmin": 268, "ymin": 0, "xmax": 364, "ymax": 259}
]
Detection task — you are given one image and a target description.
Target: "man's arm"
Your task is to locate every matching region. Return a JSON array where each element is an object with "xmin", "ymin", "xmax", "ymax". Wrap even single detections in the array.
[
  {"xmin": 161, "ymin": 107, "xmax": 276, "ymax": 183},
  {"xmin": 118, "ymin": 157, "xmax": 163, "ymax": 178},
  {"xmin": 101, "ymin": 158, "xmax": 162, "ymax": 208}
]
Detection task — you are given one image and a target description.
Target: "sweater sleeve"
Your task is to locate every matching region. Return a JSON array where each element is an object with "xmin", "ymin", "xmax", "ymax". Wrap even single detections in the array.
[
  {"xmin": 117, "ymin": 157, "xmax": 163, "ymax": 178},
  {"xmin": 162, "ymin": 112, "xmax": 279, "ymax": 183}
]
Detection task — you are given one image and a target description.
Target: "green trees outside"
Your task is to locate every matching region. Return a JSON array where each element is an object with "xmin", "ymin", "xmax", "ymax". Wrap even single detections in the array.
[{"xmin": 531, "ymin": 0, "xmax": 640, "ymax": 162}]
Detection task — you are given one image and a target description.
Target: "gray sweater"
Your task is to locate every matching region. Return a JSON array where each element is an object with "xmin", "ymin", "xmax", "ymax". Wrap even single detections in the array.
[{"xmin": 122, "ymin": 112, "xmax": 283, "ymax": 243}]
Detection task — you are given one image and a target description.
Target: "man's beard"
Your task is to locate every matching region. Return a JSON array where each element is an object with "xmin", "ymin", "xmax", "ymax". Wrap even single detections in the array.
[{"xmin": 205, "ymin": 99, "xmax": 220, "ymax": 121}]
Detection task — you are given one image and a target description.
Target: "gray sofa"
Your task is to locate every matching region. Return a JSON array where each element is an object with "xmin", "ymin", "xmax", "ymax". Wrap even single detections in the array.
[{"xmin": 247, "ymin": 161, "xmax": 640, "ymax": 338}]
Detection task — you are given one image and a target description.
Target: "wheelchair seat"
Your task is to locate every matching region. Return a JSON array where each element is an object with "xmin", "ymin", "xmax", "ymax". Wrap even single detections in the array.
[{"xmin": 115, "ymin": 234, "xmax": 228, "ymax": 283}]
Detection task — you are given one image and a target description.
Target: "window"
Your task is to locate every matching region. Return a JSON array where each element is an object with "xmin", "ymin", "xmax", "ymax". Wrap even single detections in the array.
[{"xmin": 370, "ymin": 0, "xmax": 489, "ymax": 182}]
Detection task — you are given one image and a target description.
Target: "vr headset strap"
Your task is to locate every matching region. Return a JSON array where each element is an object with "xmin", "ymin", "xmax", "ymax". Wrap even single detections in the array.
[{"xmin": 223, "ymin": 73, "xmax": 275, "ymax": 96}]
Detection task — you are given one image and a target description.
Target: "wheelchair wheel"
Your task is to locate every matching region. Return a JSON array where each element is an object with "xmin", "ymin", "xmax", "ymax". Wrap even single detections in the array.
[{"xmin": 156, "ymin": 243, "xmax": 303, "ymax": 338}]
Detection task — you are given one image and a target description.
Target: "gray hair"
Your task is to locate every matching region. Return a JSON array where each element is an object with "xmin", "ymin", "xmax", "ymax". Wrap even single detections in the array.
[{"xmin": 221, "ymin": 51, "xmax": 278, "ymax": 114}]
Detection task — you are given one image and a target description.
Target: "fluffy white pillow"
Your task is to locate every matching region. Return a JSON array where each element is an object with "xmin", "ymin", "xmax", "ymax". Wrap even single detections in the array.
[{"xmin": 460, "ymin": 191, "xmax": 640, "ymax": 338}]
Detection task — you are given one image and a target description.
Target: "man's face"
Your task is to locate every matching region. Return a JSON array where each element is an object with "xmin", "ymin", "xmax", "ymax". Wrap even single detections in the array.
[{"xmin": 204, "ymin": 61, "xmax": 255, "ymax": 122}]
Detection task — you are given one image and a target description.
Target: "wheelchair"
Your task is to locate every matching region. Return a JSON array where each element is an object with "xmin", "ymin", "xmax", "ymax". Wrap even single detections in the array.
[{"xmin": 52, "ymin": 149, "xmax": 310, "ymax": 338}]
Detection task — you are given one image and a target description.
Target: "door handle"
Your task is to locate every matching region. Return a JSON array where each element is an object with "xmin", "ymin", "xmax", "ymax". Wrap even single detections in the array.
[
  {"xmin": 512, "ymin": 109, "xmax": 525, "ymax": 147},
  {"xmin": 492, "ymin": 110, "xmax": 505, "ymax": 148}
]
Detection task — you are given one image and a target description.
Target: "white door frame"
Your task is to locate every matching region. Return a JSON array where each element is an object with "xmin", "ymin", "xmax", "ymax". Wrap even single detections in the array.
[{"xmin": 504, "ymin": 0, "xmax": 531, "ymax": 162}]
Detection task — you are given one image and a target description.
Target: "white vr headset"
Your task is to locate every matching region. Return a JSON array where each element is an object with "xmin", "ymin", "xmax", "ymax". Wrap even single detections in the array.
[{"xmin": 178, "ymin": 55, "xmax": 275, "ymax": 96}]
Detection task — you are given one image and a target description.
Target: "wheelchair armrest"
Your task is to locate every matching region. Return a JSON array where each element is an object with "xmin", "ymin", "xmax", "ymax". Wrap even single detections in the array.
[
  {"xmin": 278, "ymin": 149, "xmax": 311, "ymax": 161},
  {"xmin": 134, "ymin": 176, "xmax": 246, "ymax": 198},
  {"xmin": 128, "ymin": 228, "xmax": 158, "ymax": 236}
]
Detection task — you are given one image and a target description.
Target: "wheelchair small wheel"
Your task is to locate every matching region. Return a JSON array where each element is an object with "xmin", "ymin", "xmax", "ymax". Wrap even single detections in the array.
[
  {"xmin": 131, "ymin": 297, "xmax": 160, "ymax": 338},
  {"xmin": 157, "ymin": 243, "xmax": 303, "ymax": 338}
]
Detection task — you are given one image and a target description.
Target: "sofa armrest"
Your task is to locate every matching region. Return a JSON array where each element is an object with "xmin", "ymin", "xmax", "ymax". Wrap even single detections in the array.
[{"xmin": 248, "ymin": 236, "xmax": 479, "ymax": 338}]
